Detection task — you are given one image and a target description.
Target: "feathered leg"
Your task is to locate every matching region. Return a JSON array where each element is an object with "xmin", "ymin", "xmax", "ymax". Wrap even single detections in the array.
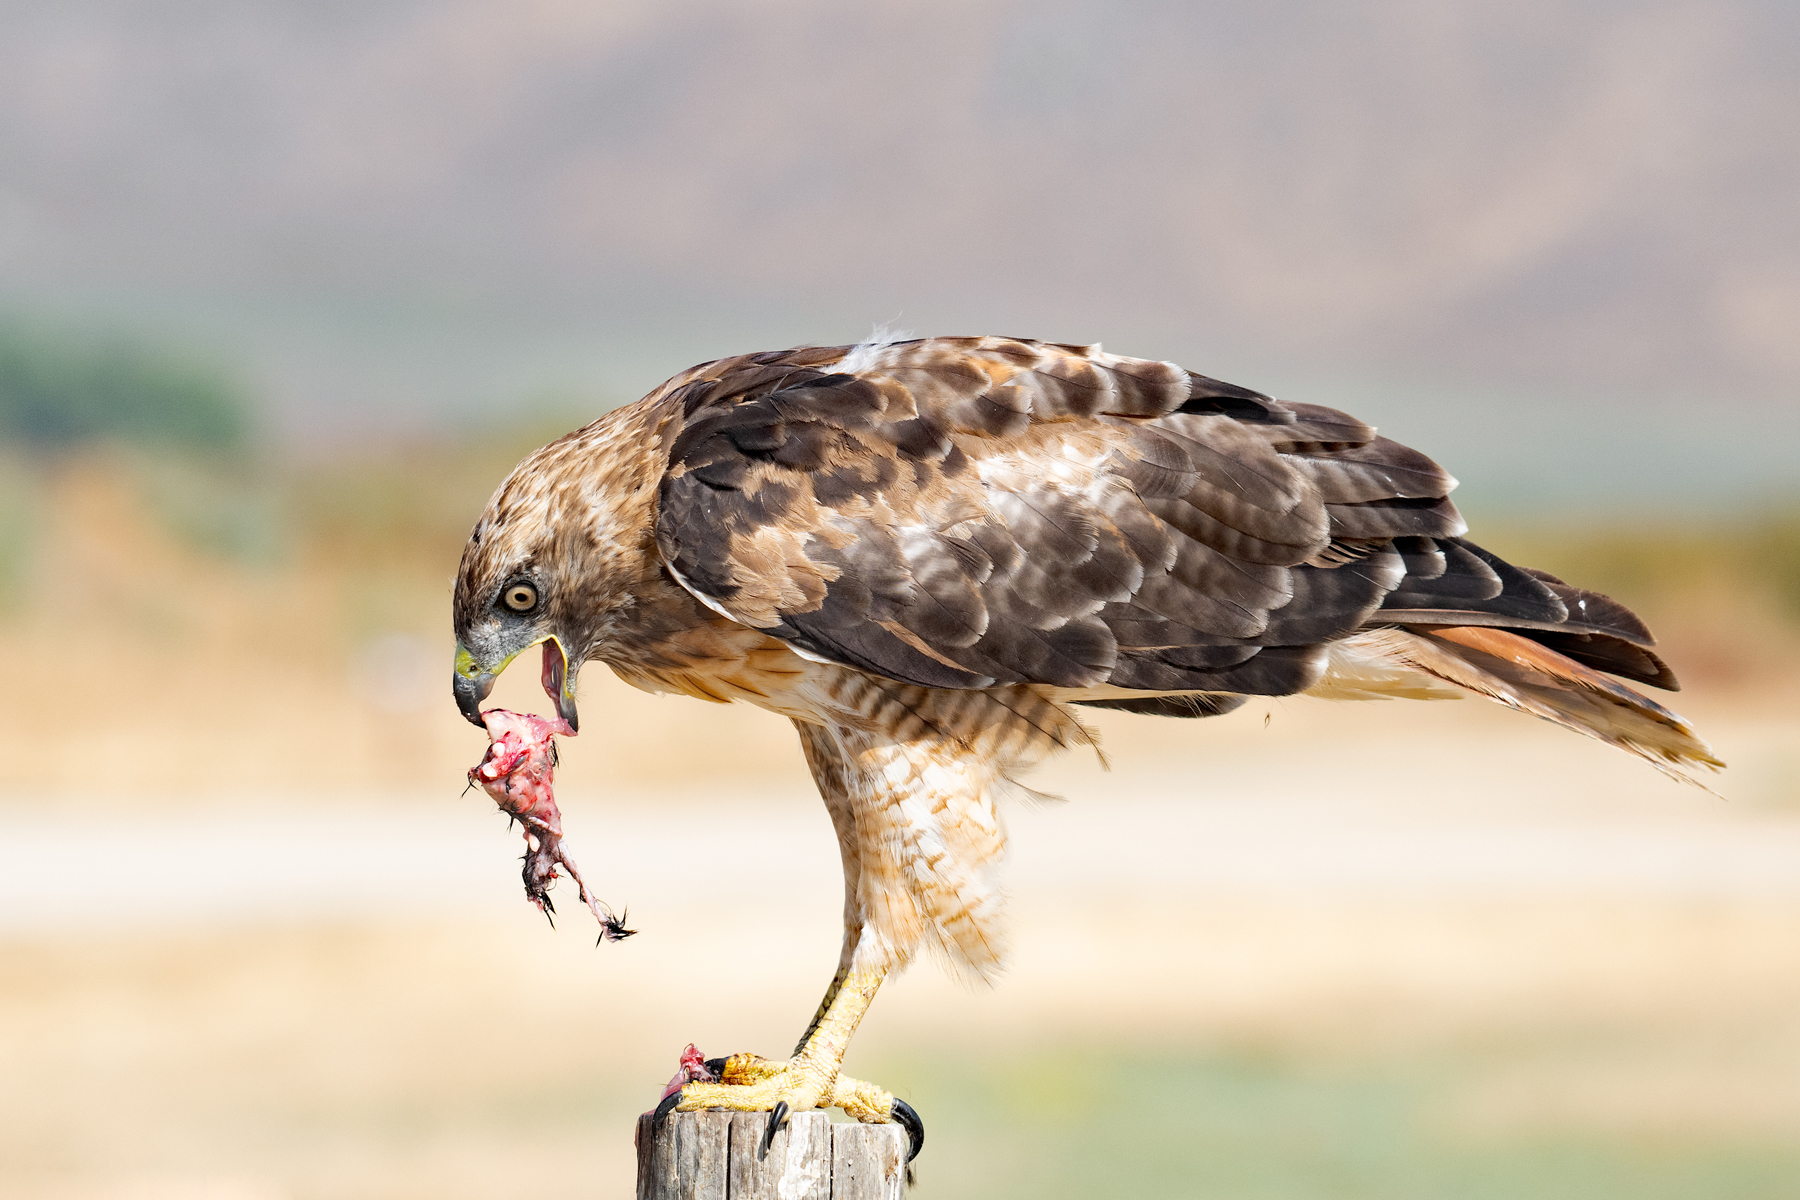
[
  {"xmin": 658, "ymin": 722, "xmax": 923, "ymax": 1160},
  {"xmin": 659, "ymin": 687, "xmax": 1060, "ymax": 1157}
]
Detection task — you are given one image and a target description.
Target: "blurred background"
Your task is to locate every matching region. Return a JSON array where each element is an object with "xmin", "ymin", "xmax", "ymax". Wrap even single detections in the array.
[{"xmin": 2, "ymin": 1, "xmax": 1799, "ymax": 1197}]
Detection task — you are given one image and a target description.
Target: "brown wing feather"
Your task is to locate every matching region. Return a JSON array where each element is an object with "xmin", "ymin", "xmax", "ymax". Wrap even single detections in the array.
[{"xmin": 652, "ymin": 336, "xmax": 1677, "ymax": 706}]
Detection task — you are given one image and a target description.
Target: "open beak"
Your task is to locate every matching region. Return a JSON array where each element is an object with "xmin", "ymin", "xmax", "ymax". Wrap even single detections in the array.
[{"xmin": 452, "ymin": 636, "xmax": 580, "ymax": 732}]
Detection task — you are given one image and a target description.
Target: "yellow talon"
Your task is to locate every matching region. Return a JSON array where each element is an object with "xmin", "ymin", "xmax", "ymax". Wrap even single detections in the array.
[
  {"xmin": 667, "ymin": 968, "xmax": 901, "ymax": 1122},
  {"xmin": 715, "ymin": 1053, "xmax": 788, "ymax": 1086},
  {"xmin": 674, "ymin": 1055, "xmax": 897, "ymax": 1123},
  {"xmin": 653, "ymin": 964, "xmax": 924, "ymax": 1161}
]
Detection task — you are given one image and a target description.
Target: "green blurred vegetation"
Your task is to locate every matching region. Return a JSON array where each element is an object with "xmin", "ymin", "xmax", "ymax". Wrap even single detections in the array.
[
  {"xmin": 0, "ymin": 448, "xmax": 33, "ymax": 601},
  {"xmin": 0, "ymin": 319, "xmax": 250, "ymax": 449},
  {"xmin": 0, "ymin": 310, "xmax": 595, "ymax": 589},
  {"xmin": 878, "ymin": 1046, "xmax": 1800, "ymax": 1200},
  {"xmin": 0, "ymin": 318, "xmax": 262, "ymax": 595}
]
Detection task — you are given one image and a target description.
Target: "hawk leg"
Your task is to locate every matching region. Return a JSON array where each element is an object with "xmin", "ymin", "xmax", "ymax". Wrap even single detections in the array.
[{"xmin": 655, "ymin": 966, "xmax": 923, "ymax": 1161}]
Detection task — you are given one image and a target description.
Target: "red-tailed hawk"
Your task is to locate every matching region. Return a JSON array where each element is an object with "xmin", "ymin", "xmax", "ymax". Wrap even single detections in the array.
[{"xmin": 451, "ymin": 335, "xmax": 1719, "ymax": 1162}]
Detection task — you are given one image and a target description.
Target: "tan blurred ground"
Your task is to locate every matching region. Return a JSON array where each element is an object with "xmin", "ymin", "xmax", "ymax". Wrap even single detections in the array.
[{"xmin": 2, "ymin": 450, "xmax": 1799, "ymax": 1198}]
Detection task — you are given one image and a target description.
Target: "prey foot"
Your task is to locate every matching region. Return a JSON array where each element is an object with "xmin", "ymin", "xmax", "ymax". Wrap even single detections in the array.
[{"xmin": 653, "ymin": 1051, "xmax": 923, "ymax": 1162}]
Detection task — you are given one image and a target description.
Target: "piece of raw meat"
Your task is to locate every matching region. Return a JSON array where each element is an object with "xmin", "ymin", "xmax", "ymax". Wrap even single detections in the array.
[
  {"xmin": 659, "ymin": 1044, "xmax": 720, "ymax": 1101},
  {"xmin": 468, "ymin": 708, "xmax": 634, "ymax": 942}
]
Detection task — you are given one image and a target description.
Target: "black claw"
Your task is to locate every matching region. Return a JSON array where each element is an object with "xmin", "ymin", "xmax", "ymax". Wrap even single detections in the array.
[
  {"xmin": 703, "ymin": 1057, "xmax": 731, "ymax": 1081},
  {"xmin": 758, "ymin": 1101, "xmax": 790, "ymax": 1160},
  {"xmin": 651, "ymin": 1089, "xmax": 682, "ymax": 1133},
  {"xmin": 891, "ymin": 1098, "xmax": 924, "ymax": 1163}
]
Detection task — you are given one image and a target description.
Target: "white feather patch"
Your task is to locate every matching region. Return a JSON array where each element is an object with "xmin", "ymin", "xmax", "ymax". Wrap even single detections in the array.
[{"xmin": 834, "ymin": 322, "xmax": 917, "ymax": 376}]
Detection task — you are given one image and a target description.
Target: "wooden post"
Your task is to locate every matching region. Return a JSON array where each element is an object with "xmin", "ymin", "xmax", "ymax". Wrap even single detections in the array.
[{"xmin": 636, "ymin": 1110, "xmax": 906, "ymax": 1199}]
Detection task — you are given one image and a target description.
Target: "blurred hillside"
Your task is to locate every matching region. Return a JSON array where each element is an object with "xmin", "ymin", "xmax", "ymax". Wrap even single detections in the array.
[{"xmin": 0, "ymin": 0, "xmax": 1796, "ymax": 452}]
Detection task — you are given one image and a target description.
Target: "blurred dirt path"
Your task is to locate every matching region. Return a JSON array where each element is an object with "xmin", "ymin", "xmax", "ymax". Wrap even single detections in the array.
[{"xmin": 7, "ymin": 748, "xmax": 1800, "ymax": 935}]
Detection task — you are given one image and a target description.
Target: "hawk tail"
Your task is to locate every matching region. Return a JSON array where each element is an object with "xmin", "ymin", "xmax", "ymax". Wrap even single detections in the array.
[{"xmin": 1358, "ymin": 625, "xmax": 1724, "ymax": 788}]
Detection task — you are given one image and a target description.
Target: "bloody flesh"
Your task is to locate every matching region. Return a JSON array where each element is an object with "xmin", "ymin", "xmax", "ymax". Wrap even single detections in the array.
[
  {"xmin": 468, "ymin": 707, "xmax": 634, "ymax": 942},
  {"xmin": 659, "ymin": 1043, "xmax": 719, "ymax": 1101}
]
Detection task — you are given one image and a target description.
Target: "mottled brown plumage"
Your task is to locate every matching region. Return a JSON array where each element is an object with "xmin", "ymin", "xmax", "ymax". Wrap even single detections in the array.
[{"xmin": 450, "ymin": 334, "xmax": 1720, "ymax": 1151}]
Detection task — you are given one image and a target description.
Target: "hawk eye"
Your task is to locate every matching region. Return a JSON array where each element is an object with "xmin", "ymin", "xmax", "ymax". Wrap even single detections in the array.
[{"xmin": 501, "ymin": 582, "xmax": 538, "ymax": 613}]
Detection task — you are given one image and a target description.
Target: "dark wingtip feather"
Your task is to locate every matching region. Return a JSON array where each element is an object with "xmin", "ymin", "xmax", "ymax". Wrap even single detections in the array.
[
  {"xmin": 1180, "ymin": 372, "xmax": 1291, "ymax": 421},
  {"xmin": 1509, "ymin": 630, "xmax": 1680, "ymax": 691}
]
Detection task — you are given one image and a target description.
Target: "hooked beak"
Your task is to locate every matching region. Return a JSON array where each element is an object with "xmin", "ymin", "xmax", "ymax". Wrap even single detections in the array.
[
  {"xmin": 452, "ymin": 636, "xmax": 580, "ymax": 732},
  {"xmin": 453, "ymin": 643, "xmax": 496, "ymax": 726}
]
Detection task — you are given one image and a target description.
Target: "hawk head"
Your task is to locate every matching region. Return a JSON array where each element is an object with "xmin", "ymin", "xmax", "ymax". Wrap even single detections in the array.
[
  {"xmin": 449, "ymin": 414, "xmax": 671, "ymax": 733},
  {"xmin": 450, "ymin": 476, "xmax": 584, "ymax": 731}
]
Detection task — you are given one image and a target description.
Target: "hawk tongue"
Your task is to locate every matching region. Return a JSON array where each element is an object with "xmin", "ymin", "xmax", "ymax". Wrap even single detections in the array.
[
  {"xmin": 541, "ymin": 639, "xmax": 565, "ymax": 706},
  {"xmin": 541, "ymin": 637, "xmax": 579, "ymax": 732}
]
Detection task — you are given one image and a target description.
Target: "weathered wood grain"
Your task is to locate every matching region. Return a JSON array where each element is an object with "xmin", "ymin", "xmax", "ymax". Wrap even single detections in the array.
[
  {"xmin": 828, "ymin": 1121, "xmax": 905, "ymax": 1200},
  {"xmin": 636, "ymin": 1110, "xmax": 905, "ymax": 1198},
  {"xmin": 636, "ymin": 1113, "xmax": 669, "ymax": 1200},
  {"xmin": 687, "ymin": 1112, "xmax": 732, "ymax": 1199},
  {"xmin": 728, "ymin": 1111, "xmax": 829, "ymax": 1200},
  {"xmin": 636, "ymin": 1111, "xmax": 729, "ymax": 1200}
]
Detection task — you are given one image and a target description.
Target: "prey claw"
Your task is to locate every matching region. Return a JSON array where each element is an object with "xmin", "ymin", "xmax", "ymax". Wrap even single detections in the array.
[
  {"xmin": 891, "ymin": 1098, "xmax": 924, "ymax": 1163},
  {"xmin": 651, "ymin": 1089, "xmax": 682, "ymax": 1132},
  {"xmin": 758, "ymin": 1101, "xmax": 790, "ymax": 1160}
]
